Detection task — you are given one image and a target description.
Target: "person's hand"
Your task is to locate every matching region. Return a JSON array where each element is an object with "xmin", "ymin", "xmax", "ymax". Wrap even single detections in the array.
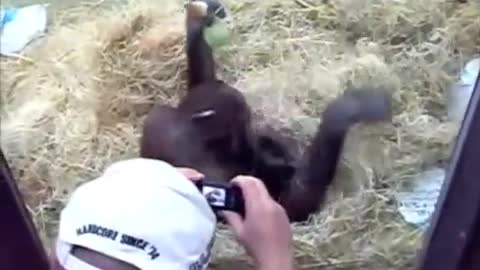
[
  {"xmin": 221, "ymin": 176, "xmax": 295, "ymax": 270},
  {"xmin": 176, "ymin": 167, "xmax": 204, "ymax": 182}
]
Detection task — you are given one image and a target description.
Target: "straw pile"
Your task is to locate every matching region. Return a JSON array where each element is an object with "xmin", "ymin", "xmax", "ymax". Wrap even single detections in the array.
[{"xmin": 1, "ymin": 0, "xmax": 479, "ymax": 269}]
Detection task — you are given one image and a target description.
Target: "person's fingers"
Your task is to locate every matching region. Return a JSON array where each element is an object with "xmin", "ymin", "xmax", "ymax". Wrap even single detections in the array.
[
  {"xmin": 179, "ymin": 168, "xmax": 203, "ymax": 181},
  {"xmin": 230, "ymin": 176, "xmax": 264, "ymax": 211},
  {"xmin": 221, "ymin": 211, "xmax": 245, "ymax": 238},
  {"xmin": 232, "ymin": 175, "xmax": 272, "ymax": 202},
  {"xmin": 177, "ymin": 168, "xmax": 204, "ymax": 181},
  {"xmin": 231, "ymin": 175, "xmax": 276, "ymax": 218}
]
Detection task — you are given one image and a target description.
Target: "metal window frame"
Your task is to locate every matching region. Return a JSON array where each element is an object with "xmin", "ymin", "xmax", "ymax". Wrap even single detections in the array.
[
  {"xmin": 0, "ymin": 149, "xmax": 50, "ymax": 269},
  {"xmin": 416, "ymin": 67, "xmax": 480, "ymax": 269}
]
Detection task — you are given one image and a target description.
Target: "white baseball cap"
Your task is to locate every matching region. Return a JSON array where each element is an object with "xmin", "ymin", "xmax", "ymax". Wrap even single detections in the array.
[{"xmin": 55, "ymin": 158, "xmax": 217, "ymax": 270}]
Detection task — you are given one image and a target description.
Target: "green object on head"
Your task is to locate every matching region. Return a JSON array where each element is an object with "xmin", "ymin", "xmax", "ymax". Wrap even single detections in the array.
[{"xmin": 203, "ymin": 18, "xmax": 230, "ymax": 49}]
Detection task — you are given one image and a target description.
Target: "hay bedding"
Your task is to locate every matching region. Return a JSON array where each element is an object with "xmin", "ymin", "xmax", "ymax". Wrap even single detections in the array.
[{"xmin": 0, "ymin": 0, "xmax": 479, "ymax": 268}]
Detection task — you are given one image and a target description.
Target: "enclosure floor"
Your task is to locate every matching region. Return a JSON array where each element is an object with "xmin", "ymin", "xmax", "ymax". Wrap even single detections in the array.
[{"xmin": 2, "ymin": 0, "xmax": 124, "ymax": 13}]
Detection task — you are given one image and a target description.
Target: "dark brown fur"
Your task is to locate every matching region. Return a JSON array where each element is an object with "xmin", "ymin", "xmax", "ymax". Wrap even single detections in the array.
[
  {"xmin": 140, "ymin": 3, "xmax": 256, "ymax": 181},
  {"xmin": 277, "ymin": 88, "xmax": 392, "ymax": 221},
  {"xmin": 140, "ymin": 1, "xmax": 393, "ymax": 222}
]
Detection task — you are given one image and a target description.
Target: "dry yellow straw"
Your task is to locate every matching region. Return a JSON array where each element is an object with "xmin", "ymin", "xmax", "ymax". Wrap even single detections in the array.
[{"xmin": 0, "ymin": 0, "xmax": 478, "ymax": 268}]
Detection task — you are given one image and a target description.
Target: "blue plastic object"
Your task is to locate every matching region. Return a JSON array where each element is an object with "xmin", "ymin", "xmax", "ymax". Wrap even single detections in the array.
[{"xmin": 0, "ymin": 8, "xmax": 18, "ymax": 27}]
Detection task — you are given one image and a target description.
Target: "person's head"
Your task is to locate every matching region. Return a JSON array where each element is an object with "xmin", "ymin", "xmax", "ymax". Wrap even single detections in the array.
[{"xmin": 52, "ymin": 158, "xmax": 216, "ymax": 270}]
